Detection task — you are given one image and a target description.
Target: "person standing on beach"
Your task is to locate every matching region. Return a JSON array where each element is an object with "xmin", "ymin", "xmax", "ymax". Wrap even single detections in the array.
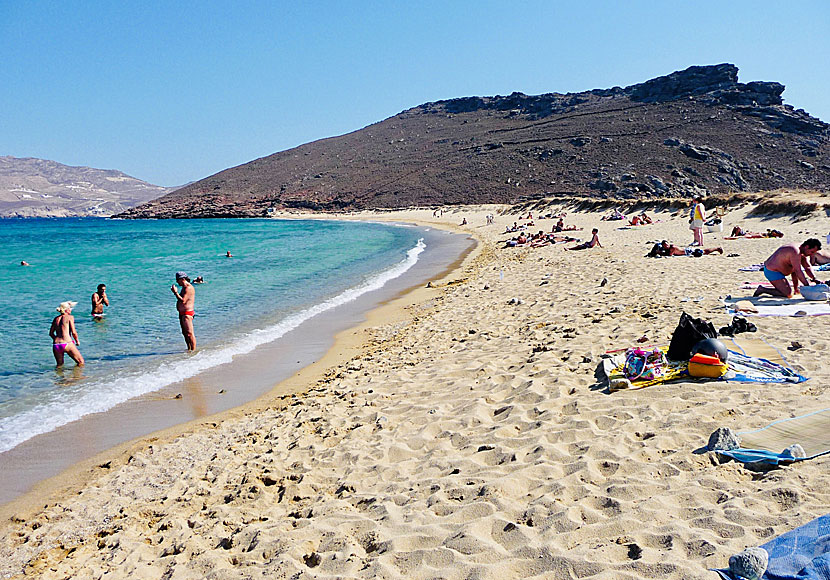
[
  {"xmin": 689, "ymin": 197, "xmax": 706, "ymax": 246},
  {"xmin": 754, "ymin": 239, "xmax": 821, "ymax": 298},
  {"xmin": 171, "ymin": 271, "xmax": 196, "ymax": 351},
  {"xmin": 50, "ymin": 301, "xmax": 84, "ymax": 366},
  {"xmin": 91, "ymin": 283, "xmax": 109, "ymax": 319}
]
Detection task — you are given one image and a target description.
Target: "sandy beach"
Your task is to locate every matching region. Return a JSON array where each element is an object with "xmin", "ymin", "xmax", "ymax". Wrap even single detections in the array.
[{"xmin": 2, "ymin": 200, "xmax": 830, "ymax": 579}]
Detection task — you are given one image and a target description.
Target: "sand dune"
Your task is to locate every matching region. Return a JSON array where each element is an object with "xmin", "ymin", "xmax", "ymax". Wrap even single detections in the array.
[{"xmin": 2, "ymin": 202, "xmax": 830, "ymax": 579}]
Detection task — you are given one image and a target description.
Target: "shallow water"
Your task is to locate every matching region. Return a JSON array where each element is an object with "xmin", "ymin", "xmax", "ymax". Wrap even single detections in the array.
[{"xmin": 0, "ymin": 218, "xmax": 426, "ymax": 452}]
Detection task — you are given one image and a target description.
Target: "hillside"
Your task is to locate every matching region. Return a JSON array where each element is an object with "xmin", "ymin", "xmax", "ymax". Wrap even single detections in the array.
[
  {"xmin": 0, "ymin": 156, "xmax": 175, "ymax": 217},
  {"xmin": 120, "ymin": 64, "xmax": 829, "ymax": 218}
]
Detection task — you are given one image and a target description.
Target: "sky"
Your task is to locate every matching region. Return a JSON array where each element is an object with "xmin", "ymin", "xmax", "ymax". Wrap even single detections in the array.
[{"xmin": 2, "ymin": 1, "xmax": 829, "ymax": 187}]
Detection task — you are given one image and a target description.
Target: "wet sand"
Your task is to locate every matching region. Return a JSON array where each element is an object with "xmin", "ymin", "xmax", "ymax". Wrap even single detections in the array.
[{"xmin": 0, "ymin": 222, "xmax": 474, "ymax": 507}]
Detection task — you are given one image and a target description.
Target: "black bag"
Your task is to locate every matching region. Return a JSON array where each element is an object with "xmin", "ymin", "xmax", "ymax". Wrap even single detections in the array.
[{"xmin": 667, "ymin": 312, "xmax": 718, "ymax": 361}]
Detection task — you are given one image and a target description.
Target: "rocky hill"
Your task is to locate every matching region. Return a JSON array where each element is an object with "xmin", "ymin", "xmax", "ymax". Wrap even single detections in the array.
[
  {"xmin": 120, "ymin": 64, "xmax": 829, "ymax": 218},
  {"xmin": 0, "ymin": 156, "xmax": 175, "ymax": 217}
]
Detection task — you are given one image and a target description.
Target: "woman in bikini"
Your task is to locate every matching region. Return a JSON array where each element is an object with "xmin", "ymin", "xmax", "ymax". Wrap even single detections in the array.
[{"xmin": 49, "ymin": 301, "xmax": 84, "ymax": 366}]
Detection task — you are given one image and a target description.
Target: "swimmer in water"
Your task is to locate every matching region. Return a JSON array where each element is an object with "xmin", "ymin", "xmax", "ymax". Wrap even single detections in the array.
[{"xmin": 91, "ymin": 283, "xmax": 109, "ymax": 319}]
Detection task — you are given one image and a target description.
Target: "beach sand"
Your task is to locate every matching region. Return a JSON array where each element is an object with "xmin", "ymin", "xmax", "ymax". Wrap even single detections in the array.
[{"xmin": 2, "ymin": 202, "xmax": 829, "ymax": 579}]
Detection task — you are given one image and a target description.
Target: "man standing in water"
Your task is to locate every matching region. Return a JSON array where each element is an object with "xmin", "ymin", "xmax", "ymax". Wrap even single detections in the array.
[
  {"xmin": 50, "ymin": 301, "xmax": 84, "ymax": 366},
  {"xmin": 91, "ymin": 283, "xmax": 109, "ymax": 319},
  {"xmin": 171, "ymin": 271, "xmax": 196, "ymax": 350}
]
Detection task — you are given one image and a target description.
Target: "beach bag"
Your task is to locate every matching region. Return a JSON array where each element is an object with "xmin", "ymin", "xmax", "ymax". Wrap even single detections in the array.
[
  {"xmin": 667, "ymin": 312, "xmax": 718, "ymax": 361},
  {"xmin": 623, "ymin": 347, "xmax": 668, "ymax": 381},
  {"xmin": 688, "ymin": 353, "xmax": 728, "ymax": 378}
]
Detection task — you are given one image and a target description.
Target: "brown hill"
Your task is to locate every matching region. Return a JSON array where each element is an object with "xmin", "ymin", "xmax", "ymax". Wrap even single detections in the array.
[
  {"xmin": 0, "ymin": 156, "xmax": 176, "ymax": 217},
  {"xmin": 120, "ymin": 64, "xmax": 829, "ymax": 218}
]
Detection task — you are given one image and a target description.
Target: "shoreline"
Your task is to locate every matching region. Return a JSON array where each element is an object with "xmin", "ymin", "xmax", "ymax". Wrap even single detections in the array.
[
  {"xmin": 3, "ymin": 202, "xmax": 829, "ymax": 578},
  {"xmin": 0, "ymin": 215, "xmax": 478, "ymax": 517}
]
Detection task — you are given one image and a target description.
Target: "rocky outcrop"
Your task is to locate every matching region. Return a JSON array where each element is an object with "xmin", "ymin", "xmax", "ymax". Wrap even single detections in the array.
[{"xmin": 119, "ymin": 64, "xmax": 830, "ymax": 218}]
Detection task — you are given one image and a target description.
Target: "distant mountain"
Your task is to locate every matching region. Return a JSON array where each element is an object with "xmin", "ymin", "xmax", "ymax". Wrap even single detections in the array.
[
  {"xmin": 0, "ymin": 156, "xmax": 177, "ymax": 217},
  {"xmin": 120, "ymin": 64, "xmax": 829, "ymax": 218}
]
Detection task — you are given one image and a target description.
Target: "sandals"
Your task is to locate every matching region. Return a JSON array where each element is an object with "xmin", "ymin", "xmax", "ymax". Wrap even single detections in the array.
[{"xmin": 719, "ymin": 316, "xmax": 757, "ymax": 336}]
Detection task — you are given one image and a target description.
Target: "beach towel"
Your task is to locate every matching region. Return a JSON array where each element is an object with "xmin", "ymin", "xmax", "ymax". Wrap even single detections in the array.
[
  {"xmin": 717, "ymin": 408, "xmax": 830, "ymax": 466},
  {"xmin": 739, "ymin": 264, "xmax": 765, "ymax": 272},
  {"xmin": 741, "ymin": 282, "xmax": 775, "ymax": 290},
  {"xmin": 726, "ymin": 336, "xmax": 787, "ymax": 366},
  {"xmin": 604, "ymin": 346, "xmax": 805, "ymax": 391},
  {"xmin": 715, "ymin": 514, "xmax": 830, "ymax": 579},
  {"xmin": 725, "ymin": 296, "xmax": 830, "ymax": 317}
]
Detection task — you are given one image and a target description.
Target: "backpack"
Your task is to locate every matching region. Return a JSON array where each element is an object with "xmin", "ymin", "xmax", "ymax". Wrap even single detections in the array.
[{"xmin": 667, "ymin": 312, "xmax": 718, "ymax": 361}]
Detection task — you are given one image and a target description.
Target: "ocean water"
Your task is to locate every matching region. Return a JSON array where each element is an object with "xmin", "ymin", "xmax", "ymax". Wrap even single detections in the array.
[{"xmin": 0, "ymin": 218, "xmax": 427, "ymax": 453}]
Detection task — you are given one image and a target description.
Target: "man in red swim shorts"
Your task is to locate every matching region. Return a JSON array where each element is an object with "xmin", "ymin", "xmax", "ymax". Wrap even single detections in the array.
[{"xmin": 171, "ymin": 271, "xmax": 196, "ymax": 351}]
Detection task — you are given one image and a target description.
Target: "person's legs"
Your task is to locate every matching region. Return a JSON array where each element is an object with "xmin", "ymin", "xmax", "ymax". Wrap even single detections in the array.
[
  {"xmin": 702, "ymin": 247, "xmax": 723, "ymax": 255},
  {"xmin": 179, "ymin": 314, "xmax": 196, "ymax": 350},
  {"xmin": 64, "ymin": 343, "xmax": 84, "ymax": 366},
  {"xmin": 754, "ymin": 278, "xmax": 792, "ymax": 297}
]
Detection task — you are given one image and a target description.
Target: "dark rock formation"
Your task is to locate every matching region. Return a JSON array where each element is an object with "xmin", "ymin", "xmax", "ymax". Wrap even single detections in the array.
[{"xmin": 119, "ymin": 64, "xmax": 830, "ymax": 218}]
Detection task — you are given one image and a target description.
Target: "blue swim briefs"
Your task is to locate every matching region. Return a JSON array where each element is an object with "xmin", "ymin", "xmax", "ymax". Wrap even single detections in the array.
[{"xmin": 763, "ymin": 265, "xmax": 786, "ymax": 282}]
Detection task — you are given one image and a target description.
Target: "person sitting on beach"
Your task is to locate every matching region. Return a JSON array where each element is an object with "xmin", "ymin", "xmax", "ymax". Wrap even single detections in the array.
[
  {"xmin": 91, "ymin": 283, "xmax": 109, "ymax": 319},
  {"xmin": 754, "ymin": 239, "xmax": 821, "ymax": 298},
  {"xmin": 629, "ymin": 215, "xmax": 643, "ymax": 226},
  {"xmin": 731, "ymin": 225, "xmax": 746, "ymax": 237},
  {"xmin": 50, "ymin": 301, "xmax": 84, "ymax": 367},
  {"xmin": 640, "ymin": 212, "xmax": 653, "ymax": 224},
  {"xmin": 552, "ymin": 218, "xmax": 579, "ymax": 233},
  {"xmin": 566, "ymin": 228, "xmax": 602, "ymax": 251},
  {"xmin": 460, "ymin": 217, "xmax": 467, "ymax": 225}
]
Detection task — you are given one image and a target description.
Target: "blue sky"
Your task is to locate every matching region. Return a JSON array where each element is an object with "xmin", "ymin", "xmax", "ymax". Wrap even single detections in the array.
[{"xmin": 2, "ymin": 1, "xmax": 828, "ymax": 186}]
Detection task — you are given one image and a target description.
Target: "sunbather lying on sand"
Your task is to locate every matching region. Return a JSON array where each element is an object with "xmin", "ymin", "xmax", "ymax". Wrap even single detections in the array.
[
  {"xmin": 646, "ymin": 241, "xmax": 723, "ymax": 257},
  {"xmin": 809, "ymin": 249, "xmax": 830, "ymax": 266}
]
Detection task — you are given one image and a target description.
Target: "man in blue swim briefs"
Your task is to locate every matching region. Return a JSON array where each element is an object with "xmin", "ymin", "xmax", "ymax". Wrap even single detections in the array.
[{"xmin": 754, "ymin": 239, "xmax": 821, "ymax": 298}]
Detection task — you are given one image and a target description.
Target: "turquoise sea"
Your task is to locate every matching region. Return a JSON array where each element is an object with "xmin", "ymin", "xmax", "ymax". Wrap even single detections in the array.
[{"xmin": 0, "ymin": 218, "xmax": 432, "ymax": 454}]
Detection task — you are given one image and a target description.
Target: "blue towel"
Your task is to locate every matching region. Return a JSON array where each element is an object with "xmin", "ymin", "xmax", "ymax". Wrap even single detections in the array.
[
  {"xmin": 714, "ymin": 514, "xmax": 830, "ymax": 579},
  {"xmin": 717, "ymin": 448, "xmax": 805, "ymax": 466}
]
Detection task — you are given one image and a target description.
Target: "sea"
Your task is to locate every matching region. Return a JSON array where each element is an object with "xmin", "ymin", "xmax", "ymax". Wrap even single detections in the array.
[{"xmin": 0, "ymin": 217, "xmax": 466, "ymax": 459}]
